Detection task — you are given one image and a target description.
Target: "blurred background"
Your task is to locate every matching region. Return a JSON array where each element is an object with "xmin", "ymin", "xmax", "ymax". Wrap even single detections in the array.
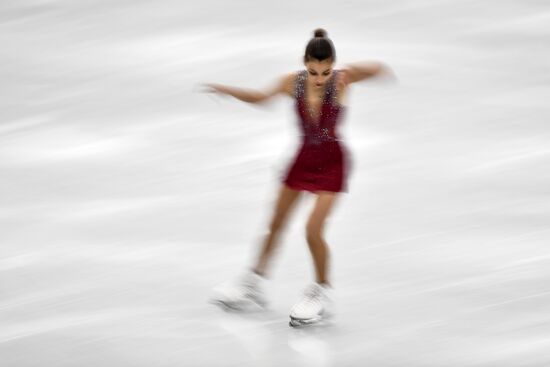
[{"xmin": 1, "ymin": 0, "xmax": 549, "ymax": 366}]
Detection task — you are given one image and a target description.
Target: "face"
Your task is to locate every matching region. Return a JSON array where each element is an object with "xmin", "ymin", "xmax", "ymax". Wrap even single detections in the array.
[{"xmin": 304, "ymin": 58, "xmax": 334, "ymax": 90}]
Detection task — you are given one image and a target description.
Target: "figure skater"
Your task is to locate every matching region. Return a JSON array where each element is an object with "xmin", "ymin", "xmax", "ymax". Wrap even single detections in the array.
[{"xmin": 202, "ymin": 28, "xmax": 394, "ymax": 326}]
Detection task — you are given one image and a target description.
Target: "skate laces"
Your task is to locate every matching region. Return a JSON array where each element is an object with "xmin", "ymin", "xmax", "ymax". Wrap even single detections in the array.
[
  {"xmin": 240, "ymin": 273, "xmax": 262, "ymax": 294},
  {"xmin": 302, "ymin": 284, "xmax": 323, "ymax": 306}
]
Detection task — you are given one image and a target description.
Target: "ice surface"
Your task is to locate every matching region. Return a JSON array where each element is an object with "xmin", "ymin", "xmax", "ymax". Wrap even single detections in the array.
[{"xmin": 1, "ymin": 0, "xmax": 549, "ymax": 366}]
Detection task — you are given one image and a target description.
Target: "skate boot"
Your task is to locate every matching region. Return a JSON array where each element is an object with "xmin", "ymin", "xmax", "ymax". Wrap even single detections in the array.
[
  {"xmin": 210, "ymin": 271, "xmax": 267, "ymax": 311},
  {"xmin": 289, "ymin": 283, "xmax": 334, "ymax": 327}
]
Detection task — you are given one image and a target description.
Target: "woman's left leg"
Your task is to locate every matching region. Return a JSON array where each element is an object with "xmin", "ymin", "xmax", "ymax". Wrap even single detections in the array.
[{"xmin": 305, "ymin": 190, "xmax": 340, "ymax": 285}]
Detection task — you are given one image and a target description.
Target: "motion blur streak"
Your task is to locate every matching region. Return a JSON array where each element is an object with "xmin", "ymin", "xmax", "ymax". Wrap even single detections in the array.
[{"xmin": 1, "ymin": 0, "xmax": 549, "ymax": 366}]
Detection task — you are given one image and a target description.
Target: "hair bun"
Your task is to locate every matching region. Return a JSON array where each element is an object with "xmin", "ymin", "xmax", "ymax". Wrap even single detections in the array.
[{"xmin": 313, "ymin": 28, "xmax": 327, "ymax": 38}]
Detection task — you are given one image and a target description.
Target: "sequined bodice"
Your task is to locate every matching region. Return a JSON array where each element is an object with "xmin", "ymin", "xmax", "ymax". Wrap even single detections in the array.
[{"xmin": 294, "ymin": 69, "xmax": 345, "ymax": 145}]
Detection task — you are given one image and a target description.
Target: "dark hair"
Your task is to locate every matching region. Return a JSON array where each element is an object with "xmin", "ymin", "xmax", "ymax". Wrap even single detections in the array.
[{"xmin": 304, "ymin": 28, "xmax": 336, "ymax": 63}]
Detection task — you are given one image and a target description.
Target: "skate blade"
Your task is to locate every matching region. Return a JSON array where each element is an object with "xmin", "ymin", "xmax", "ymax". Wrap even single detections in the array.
[
  {"xmin": 210, "ymin": 299, "xmax": 266, "ymax": 312},
  {"xmin": 210, "ymin": 299, "xmax": 244, "ymax": 311},
  {"xmin": 289, "ymin": 315, "xmax": 323, "ymax": 327}
]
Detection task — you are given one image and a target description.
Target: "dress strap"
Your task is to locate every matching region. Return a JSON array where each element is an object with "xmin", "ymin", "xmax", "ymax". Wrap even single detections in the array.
[
  {"xmin": 294, "ymin": 70, "xmax": 307, "ymax": 99},
  {"xmin": 327, "ymin": 70, "xmax": 336, "ymax": 95},
  {"xmin": 326, "ymin": 70, "xmax": 341, "ymax": 106}
]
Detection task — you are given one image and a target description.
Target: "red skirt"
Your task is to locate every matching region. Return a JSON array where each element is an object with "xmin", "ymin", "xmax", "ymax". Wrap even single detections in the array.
[{"xmin": 281, "ymin": 139, "xmax": 352, "ymax": 193}]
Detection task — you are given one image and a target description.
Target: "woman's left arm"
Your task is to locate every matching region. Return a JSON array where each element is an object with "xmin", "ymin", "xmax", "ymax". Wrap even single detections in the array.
[{"xmin": 341, "ymin": 61, "xmax": 395, "ymax": 84}]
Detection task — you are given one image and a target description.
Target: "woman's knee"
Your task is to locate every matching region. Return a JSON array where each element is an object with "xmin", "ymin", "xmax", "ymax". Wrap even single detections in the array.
[{"xmin": 305, "ymin": 222, "xmax": 323, "ymax": 240}]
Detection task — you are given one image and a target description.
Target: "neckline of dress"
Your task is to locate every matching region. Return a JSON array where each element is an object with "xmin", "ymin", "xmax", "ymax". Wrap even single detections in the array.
[{"xmin": 303, "ymin": 70, "xmax": 335, "ymax": 125}]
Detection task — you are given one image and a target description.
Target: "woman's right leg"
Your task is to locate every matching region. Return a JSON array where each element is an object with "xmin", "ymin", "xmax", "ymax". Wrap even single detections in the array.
[{"xmin": 252, "ymin": 184, "xmax": 302, "ymax": 276}]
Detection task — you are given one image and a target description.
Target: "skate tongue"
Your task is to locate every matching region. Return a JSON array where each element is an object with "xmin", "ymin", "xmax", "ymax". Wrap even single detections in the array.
[
  {"xmin": 242, "ymin": 271, "xmax": 262, "ymax": 284},
  {"xmin": 240, "ymin": 271, "xmax": 264, "ymax": 288}
]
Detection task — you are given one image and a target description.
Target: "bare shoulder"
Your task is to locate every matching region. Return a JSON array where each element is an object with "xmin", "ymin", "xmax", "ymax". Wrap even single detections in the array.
[
  {"xmin": 335, "ymin": 69, "xmax": 349, "ymax": 91},
  {"xmin": 332, "ymin": 69, "xmax": 348, "ymax": 106},
  {"xmin": 278, "ymin": 71, "xmax": 298, "ymax": 97}
]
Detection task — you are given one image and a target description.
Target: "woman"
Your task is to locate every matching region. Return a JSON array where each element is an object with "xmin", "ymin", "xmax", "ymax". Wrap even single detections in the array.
[{"xmin": 203, "ymin": 28, "xmax": 393, "ymax": 326}]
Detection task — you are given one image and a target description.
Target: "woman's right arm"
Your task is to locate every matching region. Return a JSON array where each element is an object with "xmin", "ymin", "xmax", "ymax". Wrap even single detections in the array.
[{"xmin": 202, "ymin": 73, "xmax": 295, "ymax": 104}]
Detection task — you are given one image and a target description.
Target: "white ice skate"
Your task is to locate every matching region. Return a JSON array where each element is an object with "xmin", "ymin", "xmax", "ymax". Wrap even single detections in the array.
[
  {"xmin": 289, "ymin": 283, "xmax": 334, "ymax": 327},
  {"xmin": 210, "ymin": 271, "xmax": 267, "ymax": 311}
]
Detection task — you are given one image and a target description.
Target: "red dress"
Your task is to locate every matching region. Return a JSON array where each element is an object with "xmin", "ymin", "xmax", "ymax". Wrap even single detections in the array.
[{"xmin": 281, "ymin": 69, "xmax": 353, "ymax": 193}]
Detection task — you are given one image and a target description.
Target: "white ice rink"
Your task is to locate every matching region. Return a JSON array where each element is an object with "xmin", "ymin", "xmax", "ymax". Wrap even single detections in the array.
[{"xmin": 1, "ymin": 0, "xmax": 549, "ymax": 366}]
